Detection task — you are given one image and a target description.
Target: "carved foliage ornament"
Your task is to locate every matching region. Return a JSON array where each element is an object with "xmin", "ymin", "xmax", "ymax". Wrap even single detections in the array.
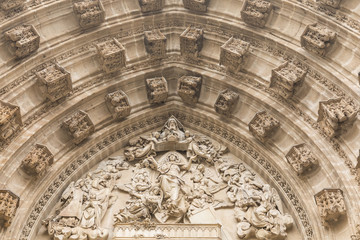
[
  {"xmin": 105, "ymin": 90, "xmax": 131, "ymax": 121},
  {"xmin": 220, "ymin": 37, "xmax": 250, "ymax": 73},
  {"xmin": 319, "ymin": 0, "xmax": 342, "ymax": 8},
  {"xmin": 315, "ymin": 189, "xmax": 346, "ymax": 226},
  {"xmin": 138, "ymin": 0, "xmax": 163, "ymax": 13},
  {"xmin": 249, "ymin": 111, "xmax": 280, "ymax": 143},
  {"xmin": 0, "ymin": 0, "xmax": 25, "ymax": 11},
  {"xmin": 144, "ymin": 29, "xmax": 167, "ymax": 59},
  {"xmin": 96, "ymin": 38, "xmax": 126, "ymax": 73},
  {"xmin": 44, "ymin": 116, "xmax": 294, "ymax": 240},
  {"xmin": 285, "ymin": 143, "xmax": 319, "ymax": 175},
  {"xmin": 21, "ymin": 144, "xmax": 54, "ymax": 176},
  {"xmin": 180, "ymin": 26, "xmax": 204, "ymax": 59},
  {"xmin": 183, "ymin": 0, "xmax": 209, "ymax": 12},
  {"xmin": 62, "ymin": 110, "xmax": 95, "ymax": 145},
  {"xmin": 241, "ymin": 0, "xmax": 272, "ymax": 28},
  {"xmin": 301, "ymin": 23, "xmax": 336, "ymax": 57},
  {"xmin": 73, "ymin": 0, "xmax": 105, "ymax": 29},
  {"xmin": 177, "ymin": 75, "xmax": 202, "ymax": 105},
  {"xmin": 145, "ymin": 77, "xmax": 168, "ymax": 104},
  {"xmin": 0, "ymin": 100, "xmax": 22, "ymax": 142},
  {"xmin": 214, "ymin": 89, "xmax": 239, "ymax": 117},
  {"xmin": 0, "ymin": 190, "xmax": 19, "ymax": 228}
]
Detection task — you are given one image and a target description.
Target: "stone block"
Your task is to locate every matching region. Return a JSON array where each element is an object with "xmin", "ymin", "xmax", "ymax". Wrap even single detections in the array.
[
  {"xmin": 144, "ymin": 29, "xmax": 167, "ymax": 59},
  {"xmin": 319, "ymin": 0, "xmax": 341, "ymax": 8},
  {"xmin": 105, "ymin": 90, "xmax": 131, "ymax": 120},
  {"xmin": 73, "ymin": 0, "xmax": 105, "ymax": 29},
  {"xmin": 315, "ymin": 189, "xmax": 346, "ymax": 226},
  {"xmin": 180, "ymin": 26, "xmax": 203, "ymax": 59},
  {"xmin": 301, "ymin": 23, "xmax": 336, "ymax": 57},
  {"xmin": 4, "ymin": 25, "xmax": 40, "ymax": 58},
  {"xmin": 241, "ymin": 0, "xmax": 272, "ymax": 28},
  {"xmin": 177, "ymin": 75, "xmax": 202, "ymax": 105},
  {"xmin": 249, "ymin": 111, "xmax": 280, "ymax": 143},
  {"xmin": 36, "ymin": 63, "xmax": 72, "ymax": 102},
  {"xmin": 183, "ymin": 0, "xmax": 209, "ymax": 12},
  {"xmin": 214, "ymin": 89, "xmax": 239, "ymax": 117},
  {"xmin": 96, "ymin": 38, "xmax": 126, "ymax": 73},
  {"xmin": 286, "ymin": 143, "xmax": 319, "ymax": 175},
  {"xmin": 0, "ymin": 0, "xmax": 25, "ymax": 11},
  {"xmin": 21, "ymin": 144, "xmax": 54, "ymax": 176},
  {"xmin": 62, "ymin": 110, "xmax": 95, "ymax": 145},
  {"xmin": 0, "ymin": 101, "xmax": 22, "ymax": 142},
  {"xmin": 138, "ymin": 0, "xmax": 163, "ymax": 13},
  {"xmin": 220, "ymin": 37, "xmax": 250, "ymax": 72},
  {"xmin": 145, "ymin": 77, "xmax": 168, "ymax": 104},
  {"xmin": 0, "ymin": 190, "xmax": 19, "ymax": 228}
]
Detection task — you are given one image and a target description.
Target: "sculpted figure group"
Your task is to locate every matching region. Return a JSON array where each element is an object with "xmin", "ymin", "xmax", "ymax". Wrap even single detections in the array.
[{"xmin": 44, "ymin": 116, "xmax": 293, "ymax": 240}]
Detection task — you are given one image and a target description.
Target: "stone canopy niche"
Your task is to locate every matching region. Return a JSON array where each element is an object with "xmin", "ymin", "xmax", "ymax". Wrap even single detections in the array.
[
  {"xmin": 241, "ymin": 0, "xmax": 272, "ymax": 28},
  {"xmin": 0, "ymin": 100, "xmax": 22, "ymax": 142},
  {"xmin": 73, "ymin": 0, "xmax": 105, "ymax": 29},
  {"xmin": 42, "ymin": 116, "xmax": 295, "ymax": 240},
  {"xmin": 301, "ymin": 23, "xmax": 336, "ymax": 57}
]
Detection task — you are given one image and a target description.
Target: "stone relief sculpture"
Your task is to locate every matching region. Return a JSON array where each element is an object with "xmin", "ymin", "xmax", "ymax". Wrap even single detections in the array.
[
  {"xmin": 138, "ymin": 0, "xmax": 163, "ymax": 13},
  {"xmin": 105, "ymin": 90, "xmax": 131, "ymax": 121},
  {"xmin": 301, "ymin": 23, "xmax": 336, "ymax": 57},
  {"xmin": 96, "ymin": 38, "xmax": 126, "ymax": 73},
  {"xmin": 21, "ymin": 144, "xmax": 54, "ymax": 176},
  {"xmin": 144, "ymin": 29, "xmax": 167, "ymax": 60},
  {"xmin": 214, "ymin": 89, "xmax": 239, "ymax": 117},
  {"xmin": 183, "ymin": 0, "xmax": 209, "ymax": 12},
  {"xmin": 44, "ymin": 116, "xmax": 294, "ymax": 240},
  {"xmin": 145, "ymin": 77, "xmax": 168, "ymax": 104},
  {"xmin": 0, "ymin": 100, "xmax": 22, "ymax": 143},
  {"xmin": 249, "ymin": 111, "xmax": 280, "ymax": 143},
  {"xmin": 0, "ymin": 0, "xmax": 25, "ymax": 11},
  {"xmin": 177, "ymin": 75, "xmax": 202, "ymax": 105},
  {"xmin": 180, "ymin": 26, "xmax": 204, "ymax": 59},
  {"xmin": 315, "ymin": 189, "xmax": 346, "ymax": 227},
  {"xmin": 73, "ymin": 0, "xmax": 105, "ymax": 29},
  {"xmin": 285, "ymin": 143, "xmax": 319, "ymax": 176},
  {"xmin": 62, "ymin": 110, "xmax": 95, "ymax": 145},
  {"xmin": 241, "ymin": 0, "xmax": 272, "ymax": 28},
  {"xmin": 220, "ymin": 37, "xmax": 250, "ymax": 73},
  {"xmin": 319, "ymin": 0, "xmax": 342, "ymax": 8},
  {"xmin": 0, "ymin": 190, "xmax": 19, "ymax": 228}
]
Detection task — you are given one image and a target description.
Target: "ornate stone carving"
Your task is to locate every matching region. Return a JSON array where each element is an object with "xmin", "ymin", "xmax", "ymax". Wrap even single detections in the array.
[
  {"xmin": 220, "ymin": 37, "xmax": 250, "ymax": 72},
  {"xmin": 21, "ymin": 144, "xmax": 54, "ymax": 176},
  {"xmin": 319, "ymin": 0, "xmax": 341, "ymax": 8},
  {"xmin": 96, "ymin": 38, "xmax": 126, "ymax": 73},
  {"xmin": 318, "ymin": 98, "xmax": 358, "ymax": 138},
  {"xmin": 183, "ymin": 0, "xmax": 209, "ymax": 12},
  {"xmin": 270, "ymin": 61, "xmax": 307, "ymax": 99},
  {"xmin": 144, "ymin": 30, "xmax": 167, "ymax": 59},
  {"xmin": 0, "ymin": 101, "xmax": 22, "ymax": 142},
  {"xmin": 315, "ymin": 189, "xmax": 346, "ymax": 226},
  {"xmin": 0, "ymin": 0, "xmax": 25, "ymax": 11},
  {"xmin": 4, "ymin": 24, "xmax": 40, "ymax": 58},
  {"xmin": 62, "ymin": 110, "xmax": 95, "ymax": 145},
  {"xmin": 241, "ymin": 0, "xmax": 272, "ymax": 28},
  {"xmin": 145, "ymin": 77, "xmax": 168, "ymax": 104},
  {"xmin": 356, "ymin": 150, "xmax": 360, "ymax": 169},
  {"xmin": 36, "ymin": 63, "xmax": 72, "ymax": 102},
  {"xmin": 301, "ymin": 23, "xmax": 336, "ymax": 57},
  {"xmin": 0, "ymin": 190, "xmax": 19, "ymax": 228},
  {"xmin": 214, "ymin": 89, "xmax": 239, "ymax": 117},
  {"xmin": 285, "ymin": 143, "xmax": 319, "ymax": 175},
  {"xmin": 177, "ymin": 75, "xmax": 202, "ymax": 105},
  {"xmin": 351, "ymin": 224, "xmax": 360, "ymax": 240},
  {"xmin": 73, "ymin": 0, "xmax": 105, "ymax": 29},
  {"xmin": 138, "ymin": 0, "xmax": 163, "ymax": 13},
  {"xmin": 105, "ymin": 90, "xmax": 131, "ymax": 121},
  {"xmin": 180, "ymin": 27, "xmax": 204, "ymax": 59},
  {"xmin": 249, "ymin": 111, "xmax": 280, "ymax": 143}
]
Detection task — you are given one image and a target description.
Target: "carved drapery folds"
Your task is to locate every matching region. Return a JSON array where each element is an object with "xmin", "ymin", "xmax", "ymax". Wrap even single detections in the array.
[
  {"xmin": 301, "ymin": 23, "xmax": 336, "ymax": 57},
  {"xmin": 4, "ymin": 25, "xmax": 40, "ymax": 58},
  {"xmin": 145, "ymin": 77, "xmax": 168, "ymax": 104},
  {"xmin": 214, "ymin": 89, "xmax": 239, "ymax": 117},
  {"xmin": 0, "ymin": 101, "xmax": 22, "ymax": 142},
  {"xmin": 180, "ymin": 26, "xmax": 204, "ymax": 59},
  {"xmin": 0, "ymin": 0, "xmax": 25, "ymax": 11},
  {"xmin": 315, "ymin": 189, "xmax": 346, "ymax": 226},
  {"xmin": 36, "ymin": 63, "xmax": 73, "ymax": 102},
  {"xmin": 318, "ymin": 98, "xmax": 358, "ymax": 138},
  {"xmin": 105, "ymin": 90, "xmax": 131, "ymax": 121},
  {"xmin": 270, "ymin": 61, "xmax": 307, "ymax": 99},
  {"xmin": 177, "ymin": 75, "xmax": 202, "ymax": 105},
  {"xmin": 319, "ymin": 0, "xmax": 342, "ymax": 8},
  {"xmin": 0, "ymin": 190, "xmax": 19, "ymax": 228},
  {"xmin": 286, "ymin": 143, "xmax": 319, "ymax": 175},
  {"xmin": 220, "ymin": 37, "xmax": 250, "ymax": 73},
  {"xmin": 249, "ymin": 111, "xmax": 280, "ymax": 143},
  {"xmin": 21, "ymin": 144, "xmax": 54, "ymax": 176},
  {"xmin": 241, "ymin": 0, "xmax": 272, "ymax": 28},
  {"xmin": 62, "ymin": 110, "xmax": 95, "ymax": 145},
  {"xmin": 138, "ymin": 0, "xmax": 163, "ymax": 13},
  {"xmin": 144, "ymin": 30, "xmax": 167, "ymax": 59},
  {"xmin": 96, "ymin": 38, "xmax": 126, "ymax": 73},
  {"xmin": 183, "ymin": 0, "xmax": 209, "ymax": 12},
  {"xmin": 73, "ymin": 0, "xmax": 105, "ymax": 29}
]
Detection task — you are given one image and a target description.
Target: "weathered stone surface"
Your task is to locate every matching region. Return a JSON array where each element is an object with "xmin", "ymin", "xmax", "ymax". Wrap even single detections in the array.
[
  {"xmin": 180, "ymin": 26, "xmax": 203, "ymax": 59},
  {"xmin": 96, "ymin": 38, "xmax": 126, "ymax": 73},
  {"xmin": 62, "ymin": 110, "xmax": 95, "ymax": 145},
  {"xmin": 220, "ymin": 37, "xmax": 250, "ymax": 72},
  {"xmin": 36, "ymin": 63, "xmax": 72, "ymax": 102},
  {"xmin": 315, "ymin": 189, "xmax": 346, "ymax": 226},
  {"xmin": 301, "ymin": 23, "xmax": 336, "ymax": 57},
  {"xmin": 214, "ymin": 89, "xmax": 239, "ymax": 116},
  {"xmin": 138, "ymin": 0, "xmax": 163, "ymax": 13},
  {"xmin": 144, "ymin": 29, "xmax": 167, "ymax": 59},
  {"xmin": 0, "ymin": 101, "xmax": 22, "ymax": 142},
  {"xmin": 0, "ymin": 0, "xmax": 25, "ymax": 11},
  {"xmin": 286, "ymin": 143, "xmax": 319, "ymax": 175},
  {"xmin": 318, "ymin": 98, "xmax": 357, "ymax": 138},
  {"xmin": 249, "ymin": 111, "xmax": 280, "ymax": 143},
  {"xmin": 319, "ymin": 0, "xmax": 342, "ymax": 8},
  {"xmin": 105, "ymin": 90, "xmax": 131, "ymax": 121},
  {"xmin": 145, "ymin": 77, "xmax": 168, "ymax": 104},
  {"xmin": 177, "ymin": 75, "xmax": 202, "ymax": 105},
  {"xmin": 241, "ymin": 0, "xmax": 272, "ymax": 28},
  {"xmin": 183, "ymin": 0, "xmax": 209, "ymax": 12},
  {"xmin": 73, "ymin": 0, "xmax": 105, "ymax": 29},
  {"xmin": 21, "ymin": 144, "xmax": 54, "ymax": 176},
  {"xmin": 270, "ymin": 61, "xmax": 307, "ymax": 99},
  {"xmin": 4, "ymin": 25, "xmax": 40, "ymax": 58},
  {"xmin": 0, "ymin": 190, "xmax": 19, "ymax": 228}
]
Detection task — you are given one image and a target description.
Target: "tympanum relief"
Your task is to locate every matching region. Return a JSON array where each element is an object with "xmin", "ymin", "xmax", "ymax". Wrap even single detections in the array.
[{"xmin": 43, "ymin": 116, "xmax": 294, "ymax": 240}]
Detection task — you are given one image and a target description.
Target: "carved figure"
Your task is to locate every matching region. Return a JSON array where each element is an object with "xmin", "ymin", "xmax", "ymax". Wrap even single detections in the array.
[
  {"xmin": 21, "ymin": 144, "xmax": 54, "ymax": 176},
  {"xmin": 249, "ymin": 111, "xmax": 280, "ymax": 143},
  {"xmin": 138, "ymin": 0, "xmax": 163, "ymax": 13},
  {"xmin": 286, "ymin": 143, "xmax": 319, "ymax": 175},
  {"xmin": 301, "ymin": 23, "xmax": 336, "ymax": 57},
  {"xmin": 144, "ymin": 30, "xmax": 167, "ymax": 59},
  {"xmin": 96, "ymin": 38, "xmax": 126, "ymax": 73},
  {"xmin": 214, "ymin": 89, "xmax": 239, "ymax": 117},
  {"xmin": 241, "ymin": 0, "xmax": 272, "ymax": 28},
  {"xmin": 73, "ymin": 0, "xmax": 105, "ymax": 29},
  {"xmin": 220, "ymin": 37, "xmax": 250, "ymax": 72},
  {"xmin": 180, "ymin": 27, "xmax": 204, "ymax": 59},
  {"xmin": 105, "ymin": 90, "xmax": 131, "ymax": 120},
  {"xmin": 177, "ymin": 75, "xmax": 202, "ymax": 105},
  {"xmin": 315, "ymin": 189, "xmax": 346, "ymax": 226},
  {"xmin": 62, "ymin": 110, "xmax": 95, "ymax": 144},
  {"xmin": 145, "ymin": 77, "xmax": 168, "ymax": 104},
  {"xmin": 0, "ymin": 101, "xmax": 22, "ymax": 142},
  {"xmin": 183, "ymin": 0, "xmax": 209, "ymax": 12},
  {"xmin": 0, "ymin": 0, "xmax": 25, "ymax": 11},
  {"xmin": 0, "ymin": 190, "xmax": 19, "ymax": 228}
]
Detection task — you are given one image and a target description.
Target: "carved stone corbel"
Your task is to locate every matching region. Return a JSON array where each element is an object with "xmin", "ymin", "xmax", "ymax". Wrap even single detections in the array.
[
  {"xmin": 319, "ymin": 0, "xmax": 342, "ymax": 8},
  {"xmin": 315, "ymin": 189, "xmax": 346, "ymax": 227},
  {"xmin": 286, "ymin": 143, "xmax": 319, "ymax": 175},
  {"xmin": 0, "ymin": 101, "xmax": 22, "ymax": 142},
  {"xmin": 36, "ymin": 63, "xmax": 73, "ymax": 102},
  {"xmin": 145, "ymin": 77, "xmax": 168, "ymax": 104},
  {"xmin": 0, "ymin": 0, "xmax": 25, "ymax": 11},
  {"xmin": 4, "ymin": 24, "xmax": 40, "ymax": 58},
  {"xmin": 180, "ymin": 27, "xmax": 204, "ymax": 59},
  {"xmin": 21, "ymin": 144, "xmax": 54, "ymax": 176},
  {"xmin": 183, "ymin": 0, "xmax": 209, "ymax": 12},
  {"xmin": 105, "ymin": 90, "xmax": 131, "ymax": 120},
  {"xmin": 138, "ymin": 0, "xmax": 163, "ymax": 13},
  {"xmin": 270, "ymin": 61, "xmax": 307, "ymax": 99},
  {"xmin": 241, "ymin": 0, "xmax": 272, "ymax": 28},
  {"xmin": 220, "ymin": 37, "xmax": 250, "ymax": 73},
  {"xmin": 62, "ymin": 110, "xmax": 95, "ymax": 145},
  {"xmin": 73, "ymin": 0, "xmax": 105, "ymax": 29},
  {"xmin": 177, "ymin": 75, "xmax": 202, "ymax": 105},
  {"xmin": 96, "ymin": 38, "xmax": 126, "ymax": 73},
  {"xmin": 301, "ymin": 23, "xmax": 336, "ymax": 57},
  {"xmin": 249, "ymin": 111, "xmax": 280, "ymax": 143},
  {"xmin": 0, "ymin": 190, "xmax": 19, "ymax": 228},
  {"xmin": 144, "ymin": 30, "xmax": 167, "ymax": 59},
  {"xmin": 214, "ymin": 89, "xmax": 239, "ymax": 117}
]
